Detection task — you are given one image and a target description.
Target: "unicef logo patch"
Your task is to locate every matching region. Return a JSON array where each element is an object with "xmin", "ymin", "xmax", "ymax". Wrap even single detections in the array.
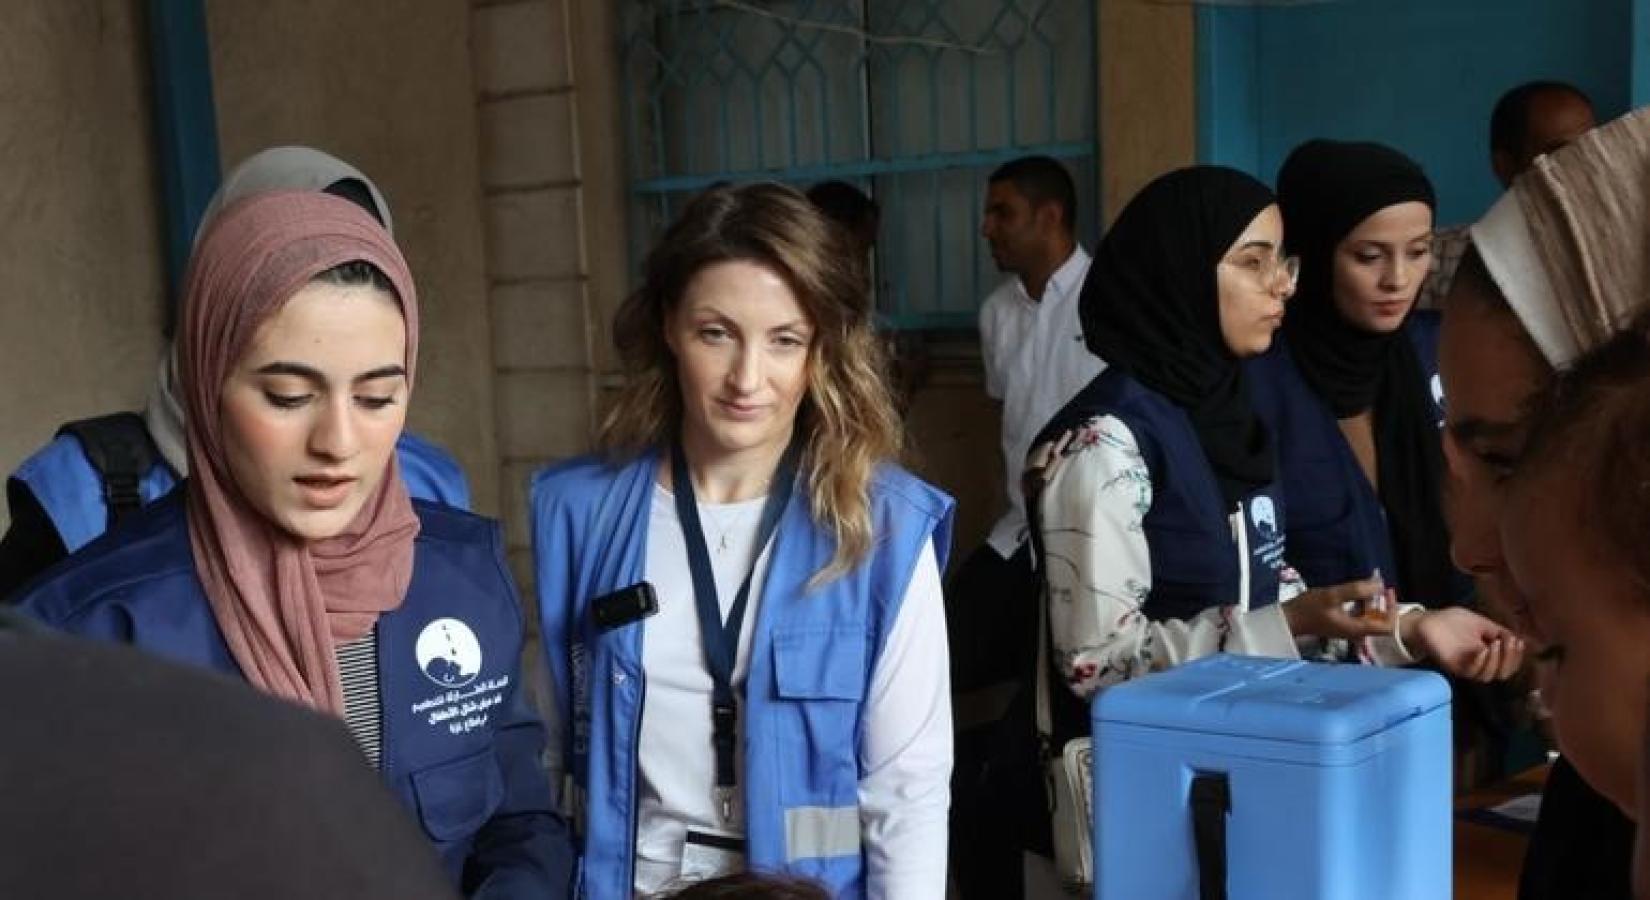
[{"xmin": 415, "ymin": 618, "xmax": 483, "ymax": 688}]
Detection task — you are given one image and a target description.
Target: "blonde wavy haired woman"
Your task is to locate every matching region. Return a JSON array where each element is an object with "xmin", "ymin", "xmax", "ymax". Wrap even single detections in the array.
[{"xmin": 531, "ymin": 182, "xmax": 954, "ymax": 900}]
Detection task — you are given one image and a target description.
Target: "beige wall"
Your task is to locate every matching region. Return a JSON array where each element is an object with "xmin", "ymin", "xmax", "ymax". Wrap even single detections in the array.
[
  {"xmin": 471, "ymin": 0, "xmax": 618, "ymax": 589},
  {"xmin": 568, "ymin": 0, "xmax": 631, "ymax": 378},
  {"xmin": 1098, "ymin": 0, "xmax": 1198, "ymax": 224},
  {"xmin": 206, "ymin": 0, "xmax": 502, "ymax": 514},
  {"xmin": 0, "ymin": 2, "xmax": 167, "ymax": 531},
  {"xmin": 897, "ymin": 339, "xmax": 1005, "ymax": 565}
]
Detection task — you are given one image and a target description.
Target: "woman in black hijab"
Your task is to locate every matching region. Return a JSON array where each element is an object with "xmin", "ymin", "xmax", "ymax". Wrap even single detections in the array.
[
  {"xmin": 1027, "ymin": 166, "xmax": 1395, "ymax": 708},
  {"xmin": 1251, "ymin": 139, "xmax": 1523, "ymax": 686}
]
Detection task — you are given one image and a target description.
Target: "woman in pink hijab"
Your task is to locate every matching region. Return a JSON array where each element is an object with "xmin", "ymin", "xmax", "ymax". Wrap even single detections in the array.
[{"xmin": 15, "ymin": 191, "xmax": 574, "ymax": 899}]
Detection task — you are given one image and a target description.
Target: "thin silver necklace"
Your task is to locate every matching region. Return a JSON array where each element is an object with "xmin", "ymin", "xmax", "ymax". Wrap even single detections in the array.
[
  {"xmin": 683, "ymin": 465, "xmax": 773, "ymax": 553},
  {"xmin": 698, "ymin": 500, "xmax": 754, "ymax": 554}
]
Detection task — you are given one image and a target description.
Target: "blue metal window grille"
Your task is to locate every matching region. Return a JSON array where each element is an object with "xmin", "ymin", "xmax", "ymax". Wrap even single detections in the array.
[{"xmin": 620, "ymin": 0, "xmax": 1099, "ymax": 329}]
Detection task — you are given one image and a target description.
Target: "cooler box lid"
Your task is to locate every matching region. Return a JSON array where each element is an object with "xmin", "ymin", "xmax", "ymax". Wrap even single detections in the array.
[{"xmin": 1093, "ymin": 654, "xmax": 1450, "ymax": 746}]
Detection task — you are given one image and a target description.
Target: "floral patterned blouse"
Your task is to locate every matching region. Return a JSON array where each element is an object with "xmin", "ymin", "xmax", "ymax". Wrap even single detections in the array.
[{"xmin": 1033, "ymin": 414, "xmax": 1418, "ymax": 700}]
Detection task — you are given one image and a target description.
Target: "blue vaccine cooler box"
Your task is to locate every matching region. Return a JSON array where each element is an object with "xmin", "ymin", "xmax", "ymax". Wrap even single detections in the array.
[{"xmin": 1092, "ymin": 654, "xmax": 1451, "ymax": 900}]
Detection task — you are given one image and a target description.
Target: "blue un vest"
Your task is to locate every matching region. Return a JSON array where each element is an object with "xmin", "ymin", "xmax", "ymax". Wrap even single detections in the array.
[
  {"xmin": 530, "ymin": 451, "xmax": 954, "ymax": 900},
  {"xmin": 10, "ymin": 492, "xmax": 574, "ymax": 897},
  {"xmin": 1037, "ymin": 368, "xmax": 1285, "ymax": 620},
  {"xmin": 1245, "ymin": 311, "xmax": 1446, "ymax": 589},
  {"xmin": 11, "ymin": 429, "xmax": 471, "ymax": 554}
]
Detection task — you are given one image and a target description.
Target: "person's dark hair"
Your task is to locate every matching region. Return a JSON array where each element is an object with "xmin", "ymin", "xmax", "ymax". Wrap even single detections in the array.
[
  {"xmin": 1443, "ymin": 245, "xmax": 1510, "ymax": 314},
  {"xmin": 663, "ymin": 872, "xmax": 829, "ymax": 900},
  {"xmin": 312, "ymin": 260, "xmax": 396, "ymax": 295},
  {"xmin": 805, "ymin": 180, "xmax": 878, "ymax": 233},
  {"xmin": 323, "ymin": 177, "xmax": 387, "ymax": 228},
  {"xmin": 988, "ymin": 155, "xmax": 1077, "ymax": 234},
  {"xmin": 1516, "ymin": 314, "xmax": 1650, "ymax": 595},
  {"xmin": 1490, "ymin": 81, "xmax": 1594, "ymax": 157}
]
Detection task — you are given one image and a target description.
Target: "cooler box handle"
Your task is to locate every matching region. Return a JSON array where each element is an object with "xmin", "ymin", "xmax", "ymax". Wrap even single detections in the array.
[{"xmin": 1190, "ymin": 772, "xmax": 1230, "ymax": 900}]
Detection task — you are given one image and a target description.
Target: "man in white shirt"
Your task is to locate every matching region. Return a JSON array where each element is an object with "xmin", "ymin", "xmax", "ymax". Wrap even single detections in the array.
[{"xmin": 949, "ymin": 155, "xmax": 1103, "ymax": 900}]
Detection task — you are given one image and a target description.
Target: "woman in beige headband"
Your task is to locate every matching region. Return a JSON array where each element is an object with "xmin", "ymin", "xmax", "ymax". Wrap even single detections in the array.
[{"xmin": 1442, "ymin": 105, "xmax": 1650, "ymax": 899}]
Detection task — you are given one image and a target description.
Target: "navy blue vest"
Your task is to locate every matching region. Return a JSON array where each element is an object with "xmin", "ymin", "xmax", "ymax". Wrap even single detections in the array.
[
  {"xmin": 1038, "ymin": 368, "xmax": 1285, "ymax": 622},
  {"xmin": 1245, "ymin": 311, "xmax": 1447, "ymax": 590},
  {"xmin": 12, "ymin": 492, "xmax": 574, "ymax": 898}
]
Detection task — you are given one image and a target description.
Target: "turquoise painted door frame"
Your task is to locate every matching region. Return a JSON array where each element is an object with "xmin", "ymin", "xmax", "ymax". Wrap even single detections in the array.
[
  {"xmin": 147, "ymin": 0, "xmax": 221, "ymax": 330},
  {"xmin": 1635, "ymin": 0, "xmax": 1650, "ymax": 105}
]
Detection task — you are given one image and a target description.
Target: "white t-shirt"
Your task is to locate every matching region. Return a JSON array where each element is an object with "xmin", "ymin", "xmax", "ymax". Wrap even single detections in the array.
[
  {"xmin": 979, "ymin": 246, "xmax": 1106, "ymax": 557},
  {"xmin": 634, "ymin": 485, "xmax": 951, "ymax": 898}
]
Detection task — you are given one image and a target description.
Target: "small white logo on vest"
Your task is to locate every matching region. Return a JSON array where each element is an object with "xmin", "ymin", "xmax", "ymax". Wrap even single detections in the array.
[
  {"xmin": 415, "ymin": 618, "xmax": 483, "ymax": 688},
  {"xmin": 1250, "ymin": 496, "xmax": 1278, "ymax": 540}
]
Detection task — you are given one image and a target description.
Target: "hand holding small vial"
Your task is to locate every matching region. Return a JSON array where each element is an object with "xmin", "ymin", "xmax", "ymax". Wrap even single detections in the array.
[{"xmin": 1358, "ymin": 569, "xmax": 1394, "ymax": 628}]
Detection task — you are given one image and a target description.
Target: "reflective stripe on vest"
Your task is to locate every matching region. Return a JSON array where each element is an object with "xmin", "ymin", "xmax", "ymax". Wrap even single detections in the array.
[{"xmin": 785, "ymin": 805, "xmax": 862, "ymax": 862}]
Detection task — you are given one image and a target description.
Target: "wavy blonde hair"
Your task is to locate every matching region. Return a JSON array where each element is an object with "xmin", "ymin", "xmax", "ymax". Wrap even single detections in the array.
[{"xmin": 600, "ymin": 182, "xmax": 901, "ymax": 584}]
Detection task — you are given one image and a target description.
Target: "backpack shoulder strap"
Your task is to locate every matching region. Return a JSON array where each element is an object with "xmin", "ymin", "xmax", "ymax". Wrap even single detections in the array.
[{"xmin": 55, "ymin": 412, "xmax": 160, "ymax": 526}]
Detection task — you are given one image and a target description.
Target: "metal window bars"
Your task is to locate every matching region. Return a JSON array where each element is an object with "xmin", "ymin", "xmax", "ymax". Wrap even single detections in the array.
[{"xmin": 620, "ymin": 0, "xmax": 1098, "ymax": 329}]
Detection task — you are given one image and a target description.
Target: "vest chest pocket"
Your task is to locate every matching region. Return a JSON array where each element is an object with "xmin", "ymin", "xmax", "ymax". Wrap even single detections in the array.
[
  {"xmin": 773, "ymin": 625, "xmax": 868, "ymax": 702},
  {"xmin": 1149, "ymin": 522, "xmax": 1232, "ymax": 587},
  {"xmin": 410, "ymin": 747, "xmax": 505, "ymax": 842},
  {"xmin": 1146, "ymin": 520, "xmax": 1242, "ymax": 622},
  {"xmin": 1286, "ymin": 460, "xmax": 1355, "ymax": 529},
  {"xmin": 771, "ymin": 625, "xmax": 868, "ymax": 804}
]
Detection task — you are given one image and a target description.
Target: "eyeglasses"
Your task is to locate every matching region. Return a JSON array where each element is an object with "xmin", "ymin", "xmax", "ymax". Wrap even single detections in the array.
[{"xmin": 1224, "ymin": 253, "xmax": 1300, "ymax": 290}]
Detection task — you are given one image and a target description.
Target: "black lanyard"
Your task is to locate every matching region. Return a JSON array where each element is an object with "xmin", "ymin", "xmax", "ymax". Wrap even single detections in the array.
[{"xmin": 671, "ymin": 436, "xmax": 801, "ymax": 824}]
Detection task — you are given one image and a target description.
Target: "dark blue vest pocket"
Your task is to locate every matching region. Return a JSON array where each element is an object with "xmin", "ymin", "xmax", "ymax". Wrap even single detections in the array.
[
  {"xmin": 410, "ymin": 748, "xmax": 505, "ymax": 842},
  {"xmin": 1149, "ymin": 523, "xmax": 1230, "ymax": 585},
  {"xmin": 1147, "ymin": 523, "xmax": 1237, "ymax": 622}
]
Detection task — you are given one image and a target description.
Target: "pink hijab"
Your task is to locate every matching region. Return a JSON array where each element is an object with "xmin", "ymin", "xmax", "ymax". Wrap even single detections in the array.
[{"xmin": 179, "ymin": 191, "xmax": 420, "ymax": 716}]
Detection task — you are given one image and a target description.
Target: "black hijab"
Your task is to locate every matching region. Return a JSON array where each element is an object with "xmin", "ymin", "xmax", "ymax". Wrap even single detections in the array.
[
  {"xmin": 1276, "ymin": 139, "xmax": 1454, "ymax": 607},
  {"xmin": 1081, "ymin": 166, "xmax": 1279, "ymax": 508}
]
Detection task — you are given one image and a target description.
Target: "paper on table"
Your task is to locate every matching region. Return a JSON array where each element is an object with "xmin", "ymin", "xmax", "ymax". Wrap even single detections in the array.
[
  {"xmin": 1485, "ymin": 793, "xmax": 1543, "ymax": 823},
  {"xmin": 1458, "ymin": 790, "xmax": 1543, "ymax": 834}
]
